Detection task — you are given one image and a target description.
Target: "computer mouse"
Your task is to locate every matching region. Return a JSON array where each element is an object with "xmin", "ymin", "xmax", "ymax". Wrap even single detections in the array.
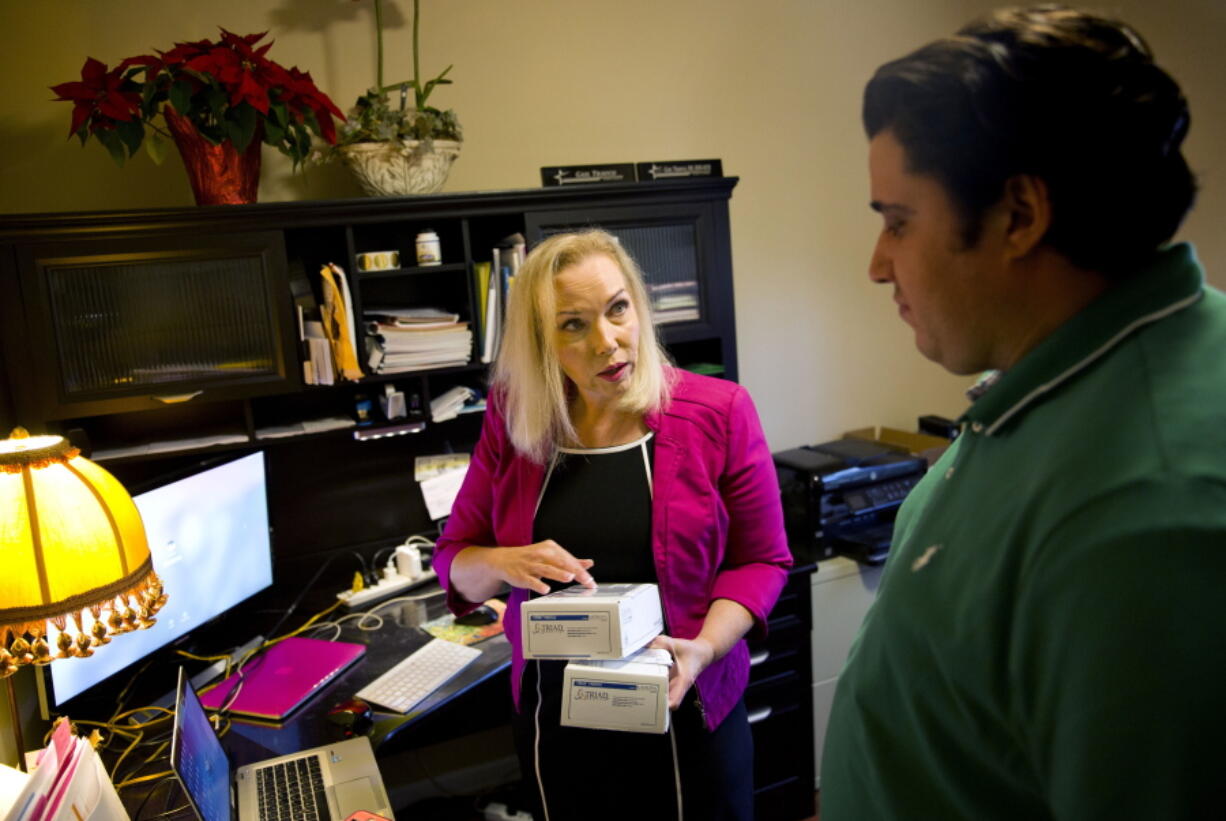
[
  {"xmin": 326, "ymin": 697, "xmax": 374, "ymax": 736},
  {"xmin": 455, "ymin": 604, "xmax": 499, "ymax": 626}
]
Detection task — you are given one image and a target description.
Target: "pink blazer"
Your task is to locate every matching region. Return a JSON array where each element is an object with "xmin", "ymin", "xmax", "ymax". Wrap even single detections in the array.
[{"xmin": 433, "ymin": 368, "xmax": 792, "ymax": 730}]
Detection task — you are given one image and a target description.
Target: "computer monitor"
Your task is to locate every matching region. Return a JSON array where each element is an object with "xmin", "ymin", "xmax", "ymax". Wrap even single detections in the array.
[{"xmin": 45, "ymin": 450, "xmax": 274, "ymax": 708}]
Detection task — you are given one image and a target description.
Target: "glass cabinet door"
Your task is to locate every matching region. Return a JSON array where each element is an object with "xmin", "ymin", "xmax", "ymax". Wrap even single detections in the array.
[
  {"xmin": 525, "ymin": 200, "xmax": 737, "ymax": 381},
  {"xmin": 18, "ymin": 231, "xmax": 296, "ymax": 420}
]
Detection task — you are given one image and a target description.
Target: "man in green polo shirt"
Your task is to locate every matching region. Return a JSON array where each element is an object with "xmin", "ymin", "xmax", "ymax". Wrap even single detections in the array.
[{"xmin": 821, "ymin": 6, "xmax": 1226, "ymax": 820}]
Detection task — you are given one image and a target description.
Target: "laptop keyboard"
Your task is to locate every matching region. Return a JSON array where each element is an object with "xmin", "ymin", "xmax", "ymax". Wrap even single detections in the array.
[{"xmin": 256, "ymin": 756, "xmax": 328, "ymax": 821}]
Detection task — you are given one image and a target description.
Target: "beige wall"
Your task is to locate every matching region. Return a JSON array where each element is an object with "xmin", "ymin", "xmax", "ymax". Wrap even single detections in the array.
[{"xmin": 2, "ymin": 0, "xmax": 1223, "ymax": 451}]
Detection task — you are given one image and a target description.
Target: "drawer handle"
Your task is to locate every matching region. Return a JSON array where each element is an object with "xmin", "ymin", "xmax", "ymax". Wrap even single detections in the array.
[
  {"xmin": 747, "ymin": 706, "xmax": 772, "ymax": 725},
  {"xmin": 749, "ymin": 649, "xmax": 770, "ymax": 667},
  {"xmin": 153, "ymin": 391, "xmax": 203, "ymax": 404}
]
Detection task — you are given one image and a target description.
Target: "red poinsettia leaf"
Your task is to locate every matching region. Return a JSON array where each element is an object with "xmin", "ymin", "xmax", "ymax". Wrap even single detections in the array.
[
  {"xmin": 185, "ymin": 51, "xmax": 232, "ymax": 83},
  {"xmin": 160, "ymin": 44, "xmax": 196, "ymax": 65},
  {"xmin": 50, "ymin": 80, "xmax": 92, "ymax": 101},
  {"xmin": 317, "ymin": 89, "xmax": 345, "ymax": 120},
  {"xmin": 254, "ymin": 41, "xmax": 273, "ymax": 59},
  {"xmin": 80, "ymin": 57, "xmax": 108, "ymax": 84},
  {"xmin": 263, "ymin": 64, "xmax": 294, "ymax": 93},
  {"xmin": 233, "ymin": 71, "xmax": 270, "ymax": 114},
  {"xmin": 171, "ymin": 37, "xmax": 216, "ymax": 54},
  {"xmin": 66, "ymin": 102, "xmax": 91, "ymax": 137},
  {"xmin": 118, "ymin": 54, "xmax": 161, "ymax": 71},
  {"xmin": 219, "ymin": 28, "xmax": 265, "ymax": 58},
  {"xmin": 98, "ymin": 96, "xmax": 136, "ymax": 121},
  {"xmin": 313, "ymin": 104, "xmax": 337, "ymax": 144}
]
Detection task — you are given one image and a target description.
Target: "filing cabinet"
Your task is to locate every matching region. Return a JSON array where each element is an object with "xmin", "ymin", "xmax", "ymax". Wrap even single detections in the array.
[
  {"xmin": 746, "ymin": 563, "xmax": 816, "ymax": 821},
  {"xmin": 810, "ymin": 555, "xmax": 882, "ymax": 788}
]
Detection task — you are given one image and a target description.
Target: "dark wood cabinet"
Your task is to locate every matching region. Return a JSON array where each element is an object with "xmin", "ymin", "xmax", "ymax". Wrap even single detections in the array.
[
  {"xmin": 0, "ymin": 179, "xmax": 738, "ymax": 457},
  {"xmin": 0, "ymin": 179, "xmax": 741, "ymax": 556},
  {"xmin": 748, "ymin": 563, "xmax": 818, "ymax": 821}
]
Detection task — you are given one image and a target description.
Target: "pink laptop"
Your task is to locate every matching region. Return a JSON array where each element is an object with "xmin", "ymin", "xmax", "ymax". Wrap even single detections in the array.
[{"xmin": 198, "ymin": 636, "xmax": 366, "ymax": 721}]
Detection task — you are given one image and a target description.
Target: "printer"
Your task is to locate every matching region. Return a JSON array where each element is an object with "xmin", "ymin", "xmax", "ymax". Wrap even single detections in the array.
[{"xmin": 774, "ymin": 438, "xmax": 926, "ymax": 564}]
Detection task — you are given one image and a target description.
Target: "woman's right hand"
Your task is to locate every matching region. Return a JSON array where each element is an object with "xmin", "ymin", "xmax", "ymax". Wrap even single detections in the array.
[{"xmin": 451, "ymin": 540, "xmax": 596, "ymax": 600}]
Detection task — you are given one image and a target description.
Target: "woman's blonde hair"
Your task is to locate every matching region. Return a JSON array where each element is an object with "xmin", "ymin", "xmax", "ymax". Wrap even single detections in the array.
[{"xmin": 492, "ymin": 229, "xmax": 672, "ymax": 463}]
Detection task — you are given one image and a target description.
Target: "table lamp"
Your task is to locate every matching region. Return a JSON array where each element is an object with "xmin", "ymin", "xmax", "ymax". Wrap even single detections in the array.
[{"xmin": 0, "ymin": 427, "xmax": 167, "ymax": 771}]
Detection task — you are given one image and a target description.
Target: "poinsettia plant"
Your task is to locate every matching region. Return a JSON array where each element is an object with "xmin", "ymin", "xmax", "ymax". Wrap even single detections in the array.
[{"xmin": 52, "ymin": 29, "xmax": 345, "ymax": 169}]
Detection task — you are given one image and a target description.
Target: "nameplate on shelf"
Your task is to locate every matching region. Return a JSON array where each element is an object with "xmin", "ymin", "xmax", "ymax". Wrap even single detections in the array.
[
  {"xmin": 636, "ymin": 159, "xmax": 723, "ymax": 181},
  {"xmin": 541, "ymin": 163, "xmax": 637, "ymax": 187}
]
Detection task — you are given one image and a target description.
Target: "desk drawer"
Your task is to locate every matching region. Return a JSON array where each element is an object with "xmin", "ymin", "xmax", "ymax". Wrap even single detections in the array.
[
  {"xmin": 746, "ymin": 673, "xmax": 809, "ymax": 781},
  {"xmin": 747, "ymin": 617, "xmax": 808, "ymax": 686}
]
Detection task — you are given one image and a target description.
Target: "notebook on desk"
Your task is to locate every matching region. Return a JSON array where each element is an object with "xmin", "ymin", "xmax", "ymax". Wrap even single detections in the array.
[
  {"xmin": 198, "ymin": 637, "xmax": 366, "ymax": 721},
  {"xmin": 171, "ymin": 667, "xmax": 394, "ymax": 821}
]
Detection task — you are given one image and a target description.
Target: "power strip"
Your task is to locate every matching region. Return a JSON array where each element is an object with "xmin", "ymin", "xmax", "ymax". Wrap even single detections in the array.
[{"xmin": 336, "ymin": 568, "xmax": 438, "ymax": 611}]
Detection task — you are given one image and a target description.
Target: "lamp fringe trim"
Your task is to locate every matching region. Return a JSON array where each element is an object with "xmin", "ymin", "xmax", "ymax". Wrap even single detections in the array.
[{"xmin": 1, "ymin": 559, "xmax": 167, "ymax": 677}]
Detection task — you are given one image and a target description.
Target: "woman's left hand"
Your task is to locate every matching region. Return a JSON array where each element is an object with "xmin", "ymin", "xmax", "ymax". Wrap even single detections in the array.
[
  {"xmin": 648, "ymin": 634, "xmax": 716, "ymax": 709},
  {"xmin": 648, "ymin": 599, "xmax": 756, "ymax": 709}
]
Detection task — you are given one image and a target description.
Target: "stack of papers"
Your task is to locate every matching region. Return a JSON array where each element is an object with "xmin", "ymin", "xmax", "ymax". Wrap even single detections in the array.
[
  {"xmin": 649, "ymin": 281, "xmax": 700, "ymax": 324},
  {"xmin": 364, "ymin": 308, "xmax": 472, "ymax": 373},
  {"xmin": 1, "ymin": 718, "xmax": 127, "ymax": 821},
  {"xmin": 429, "ymin": 385, "xmax": 484, "ymax": 423},
  {"xmin": 414, "ymin": 454, "xmax": 471, "ymax": 520}
]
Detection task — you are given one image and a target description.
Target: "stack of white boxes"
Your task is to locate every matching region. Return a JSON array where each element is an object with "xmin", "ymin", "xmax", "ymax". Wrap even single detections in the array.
[{"xmin": 520, "ymin": 583, "xmax": 671, "ymax": 733}]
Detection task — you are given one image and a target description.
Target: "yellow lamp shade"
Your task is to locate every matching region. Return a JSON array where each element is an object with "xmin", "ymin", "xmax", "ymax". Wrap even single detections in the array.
[{"xmin": 0, "ymin": 428, "xmax": 166, "ymax": 676}]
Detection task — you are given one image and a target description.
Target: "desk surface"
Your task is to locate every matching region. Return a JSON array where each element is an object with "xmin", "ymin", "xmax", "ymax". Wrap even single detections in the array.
[
  {"xmin": 108, "ymin": 584, "xmax": 513, "ymax": 819},
  {"xmin": 221, "ymin": 587, "xmax": 512, "ymax": 766}
]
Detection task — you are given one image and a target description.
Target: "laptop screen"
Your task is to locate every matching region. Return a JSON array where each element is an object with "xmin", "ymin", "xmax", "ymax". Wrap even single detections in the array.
[{"xmin": 171, "ymin": 668, "xmax": 234, "ymax": 821}]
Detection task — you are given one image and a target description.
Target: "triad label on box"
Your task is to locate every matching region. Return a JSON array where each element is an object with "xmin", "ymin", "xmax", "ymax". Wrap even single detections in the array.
[
  {"xmin": 521, "ymin": 583, "xmax": 663, "ymax": 660},
  {"xmin": 562, "ymin": 648, "xmax": 673, "ymax": 733}
]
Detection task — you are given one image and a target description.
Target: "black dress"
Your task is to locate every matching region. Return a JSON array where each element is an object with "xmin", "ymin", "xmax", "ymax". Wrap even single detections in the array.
[{"xmin": 512, "ymin": 432, "xmax": 753, "ymax": 821}]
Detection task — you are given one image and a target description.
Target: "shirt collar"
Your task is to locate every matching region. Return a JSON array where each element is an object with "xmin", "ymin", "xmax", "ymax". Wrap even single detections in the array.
[{"xmin": 962, "ymin": 243, "xmax": 1205, "ymax": 436}]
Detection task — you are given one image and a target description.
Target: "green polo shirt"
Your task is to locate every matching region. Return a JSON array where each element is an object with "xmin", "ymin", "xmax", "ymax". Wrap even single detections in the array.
[{"xmin": 821, "ymin": 244, "xmax": 1226, "ymax": 820}]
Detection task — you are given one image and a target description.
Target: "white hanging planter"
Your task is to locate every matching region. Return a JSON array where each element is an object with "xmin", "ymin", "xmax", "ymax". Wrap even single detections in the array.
[{"xmin": 339, "ymin": 139, "xmax": 462, "ymax": 196}]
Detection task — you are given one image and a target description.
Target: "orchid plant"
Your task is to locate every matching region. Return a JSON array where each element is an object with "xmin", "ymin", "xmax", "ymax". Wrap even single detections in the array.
[
  {"xmin": 335, "ymin": 0, "xmax": 462, "ymax": 147},
  {"xmin": 52, "ymin": 29, "xmax": 345, "ymax": 169}
]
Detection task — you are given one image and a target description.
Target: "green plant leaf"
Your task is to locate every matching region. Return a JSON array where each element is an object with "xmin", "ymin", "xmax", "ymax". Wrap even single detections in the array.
[
  {"xmin": 228, "ymin": 103, "xmax": 259, "ymax": 152},
  {"xmin": 145, "ymin": 130, "xmax": 169, "ymax": 165},
  {"xmin": 301, "ymin": 107, "xmax": 320, "ymax": 137},
  {"xmin": 116, "ymin": 120, "xmax": 144, "ymax": 156},
  {"xmin": 206, "ymin": 89, "xmax": 228, "ymax": 120},
  {"xmin": 169, "ymin": 80, "xmax": 193, "ymax": 116},
  {"xmin": 95, "ymin": 128, "xmax": 127, "ymax": 166},
  {"xmin": 264, "ymin": 117, "xmax": 285, "ymax": 147}
]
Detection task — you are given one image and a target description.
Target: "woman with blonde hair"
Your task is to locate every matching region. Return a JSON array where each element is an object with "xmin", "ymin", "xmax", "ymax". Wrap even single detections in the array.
[{"xmin": 433, "ymin": 229, "xmax": 790, "ymax": 821}]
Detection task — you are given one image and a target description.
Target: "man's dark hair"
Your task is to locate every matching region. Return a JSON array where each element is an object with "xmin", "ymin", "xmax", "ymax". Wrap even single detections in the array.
[{"xmin": 863, "ymin": 4, "xmax": 1197, "ymax": 275}]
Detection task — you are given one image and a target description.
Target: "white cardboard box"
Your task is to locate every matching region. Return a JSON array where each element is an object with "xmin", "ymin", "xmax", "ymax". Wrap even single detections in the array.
[
  {"xmin": 521, "ymin": 583, "xmax": 664, "ymax": 660},
  {"xmin": 561, "ymin": 648, "xmax": 672, "ymax": 733}
]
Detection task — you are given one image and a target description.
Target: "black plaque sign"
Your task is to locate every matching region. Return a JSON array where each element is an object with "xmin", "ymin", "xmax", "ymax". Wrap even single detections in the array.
[
  {"xmin": 636, "ymin": 159, "xmax": 723, "ymax": 180},
  {"xmin": 541, "ymin": 163, "xmax": 638, "ymax": 186}
]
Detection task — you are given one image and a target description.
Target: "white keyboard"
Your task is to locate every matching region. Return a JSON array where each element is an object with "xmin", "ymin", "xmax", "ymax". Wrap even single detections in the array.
[{"xmin": 356, "ymin": 638, "xmax": 482, "ymax": 713}]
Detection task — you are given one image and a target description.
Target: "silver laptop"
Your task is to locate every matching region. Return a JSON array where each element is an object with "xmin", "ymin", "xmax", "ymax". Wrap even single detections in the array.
[{"xmin": 170, "ymin": 667, "xmax": 395, "ymax": 821}]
